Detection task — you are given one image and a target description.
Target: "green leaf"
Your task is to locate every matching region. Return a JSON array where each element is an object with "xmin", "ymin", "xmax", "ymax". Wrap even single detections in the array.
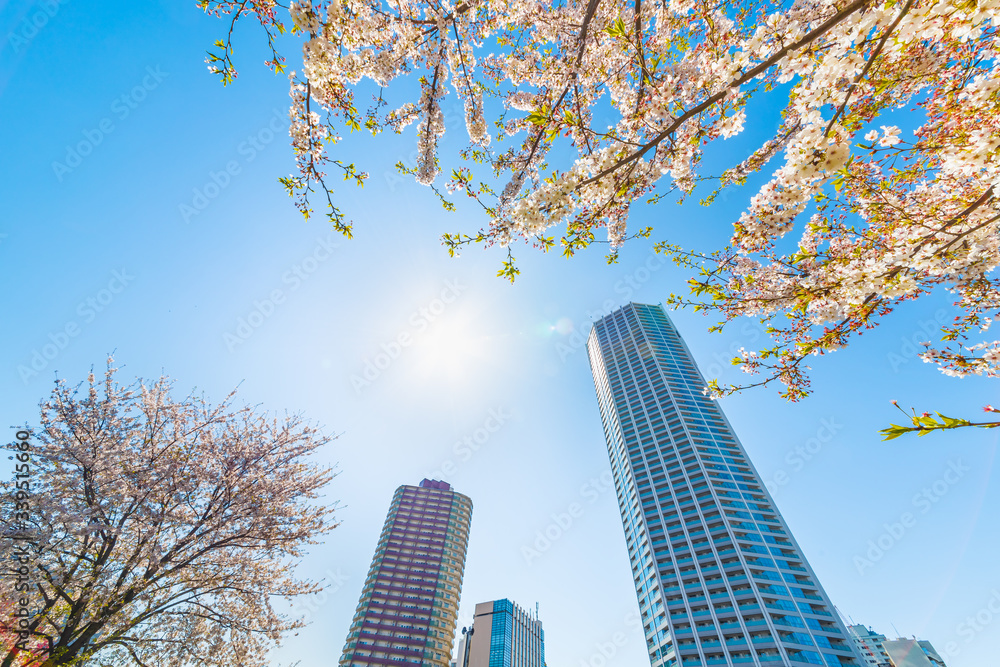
[
  {"xmin": 878, "ymin": 424, "xmax": 910, "ymax": 441},
  {"xmin": 526, "ymin": 109, "xmax": 549, "ymax": 126},
  {"xmin": 604, "ymin": 17, "xmax": 628, "ymax": 38},
  {"xmin": 938, "ymin": 414, "xmax": 970, "ymax": 428}
]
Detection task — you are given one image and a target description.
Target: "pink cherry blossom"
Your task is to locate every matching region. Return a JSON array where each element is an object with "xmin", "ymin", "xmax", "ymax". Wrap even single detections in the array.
[
  {"xmin": 203, "ymin": 0, "xmax": 1000, "ymax": 397},
  {"xmin": 0, "ymin": 360, "xmax": 338, "ymax": 667}
]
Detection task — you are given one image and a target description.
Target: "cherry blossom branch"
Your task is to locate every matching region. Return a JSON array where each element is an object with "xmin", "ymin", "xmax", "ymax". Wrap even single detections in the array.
[
  {"xmin": 577, "ymin": 0, "xmax": 871, "ymax": 189},
  {"xmin": 881, "ymin": 403, "xmax": 1000, "ymax": 439}
]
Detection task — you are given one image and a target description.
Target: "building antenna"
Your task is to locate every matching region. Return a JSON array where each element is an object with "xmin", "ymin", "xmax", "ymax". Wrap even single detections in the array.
[
  {"xmin": 834, "ymin": 606, "xmax": 853, "ymax": 628},
  {"xmin": 890, "ymin": 622, "xmax": 901, "ymax": 639}
]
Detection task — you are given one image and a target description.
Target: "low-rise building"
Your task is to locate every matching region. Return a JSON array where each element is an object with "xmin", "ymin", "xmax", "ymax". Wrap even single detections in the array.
[{"xmin": 847, "ymin": 625, "xmax": 947, "ymax": 667}]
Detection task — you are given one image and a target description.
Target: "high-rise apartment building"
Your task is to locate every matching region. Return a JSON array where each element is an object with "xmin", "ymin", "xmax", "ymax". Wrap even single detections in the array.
[
  {"xmin": 587, "ymin": 303, "xmax": 863, "ymax": 667},
  {"xmin": 340, "ymin": 479, "xmax": 473, "ymax": 667},
  {"xmin": 456, "ymin": 599, "xmax": 545, "ymax": 667}
]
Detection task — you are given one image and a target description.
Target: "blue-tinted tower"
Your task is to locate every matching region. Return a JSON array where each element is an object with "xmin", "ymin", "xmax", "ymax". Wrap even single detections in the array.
[
  {"xmin": 587, "ymin": 303, "xmax": 862, "ymax": 667},
  {"xmin": 459, "ymin": 598, "xmax": 544, "ymax": 667}
]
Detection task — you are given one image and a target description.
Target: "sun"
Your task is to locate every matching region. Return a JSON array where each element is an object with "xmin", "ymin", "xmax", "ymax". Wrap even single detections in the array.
[{"xmin": 409, "ymin": 310, "xmax": 491, "ymax": 382}]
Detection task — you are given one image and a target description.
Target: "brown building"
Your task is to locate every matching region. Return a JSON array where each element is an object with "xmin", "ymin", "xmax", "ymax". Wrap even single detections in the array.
[{"xmin": 340, "ymin": 480, "xmax": 473, "ymax": 667}]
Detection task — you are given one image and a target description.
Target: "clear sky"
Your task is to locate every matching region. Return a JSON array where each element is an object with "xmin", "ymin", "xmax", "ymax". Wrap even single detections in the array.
[{"xmin": 1, "ymin": 2, "xmax": 998, "ymax": 666}]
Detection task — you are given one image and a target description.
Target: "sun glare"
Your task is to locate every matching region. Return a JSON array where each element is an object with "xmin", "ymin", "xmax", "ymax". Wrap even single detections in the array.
[{"xmin": 410, "ymin": 311, "xmax": 490, "ymax": 381}]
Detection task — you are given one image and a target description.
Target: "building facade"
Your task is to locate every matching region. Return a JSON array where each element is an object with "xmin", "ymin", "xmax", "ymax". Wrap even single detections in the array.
[
  {"xmin": 586, "ymin": 303, "xmax": 863, "ymax": 667},
  {"xmin": 457, "ymin": 599, "xmax": 545, "ymax": 667},
  {"xmin": 848, "ymin": 625, "xmax": 891, "ymax": 666},
  {"xmin": 847, "ymin": 625, "xmax": 947, "ymax": 667},
  {"xmin": 340, "ymin": 479, "xmax": 473, "ymax": 667}
]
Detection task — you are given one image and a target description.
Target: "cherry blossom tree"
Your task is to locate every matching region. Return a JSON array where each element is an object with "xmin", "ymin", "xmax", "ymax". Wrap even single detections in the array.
[
  {"xmin": 0, "ymin": 361, "xmax": 337, "ymax": 667},
  {"xmin": 200, "ymin": 0, "xmax": 1000, "ymax": 424}
]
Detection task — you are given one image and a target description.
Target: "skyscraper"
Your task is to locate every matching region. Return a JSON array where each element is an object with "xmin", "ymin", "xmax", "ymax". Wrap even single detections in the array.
[
  {"xmin": 587, "ymin": 303, "xmax": 862, "ymax": 667},
  {"xmin": 457, "ymin": 599, "xmax": 545, "ymax": 667},
  {"xmin": 340, "ymin": 479, "xmax": 473, "ymax": 667}
]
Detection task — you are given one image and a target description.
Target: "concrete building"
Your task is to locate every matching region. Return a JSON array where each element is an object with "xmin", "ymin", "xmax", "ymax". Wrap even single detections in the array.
[
  {"xmin": 456, "ymin": 599, "xmax": 545, "ymax": 667},
  {"xmin": 586, "ymin": 303, "xmax": 863, "ymax": 667},
  {"xmin": 340, "ymin": 479, "xmax": 473, "ymax": 667}
]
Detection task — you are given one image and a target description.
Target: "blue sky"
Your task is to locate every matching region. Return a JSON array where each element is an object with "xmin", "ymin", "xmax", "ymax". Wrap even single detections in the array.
[{"xmin": 1, "ymin": 1, "xmax": 998, "ymax": 666}]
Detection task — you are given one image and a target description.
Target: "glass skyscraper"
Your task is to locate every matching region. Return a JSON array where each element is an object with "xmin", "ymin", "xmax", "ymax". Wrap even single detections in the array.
[
  {"xmin": 340, "ymin": 479, "xmax": 473, "ymax": 667},
  {"xmin": 457, "ymin": 598, "xmax": 545, "ymax": 667},
  {"xmin": 587, "ymin": 303, "xmax": 862, "ymax": 667}
]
